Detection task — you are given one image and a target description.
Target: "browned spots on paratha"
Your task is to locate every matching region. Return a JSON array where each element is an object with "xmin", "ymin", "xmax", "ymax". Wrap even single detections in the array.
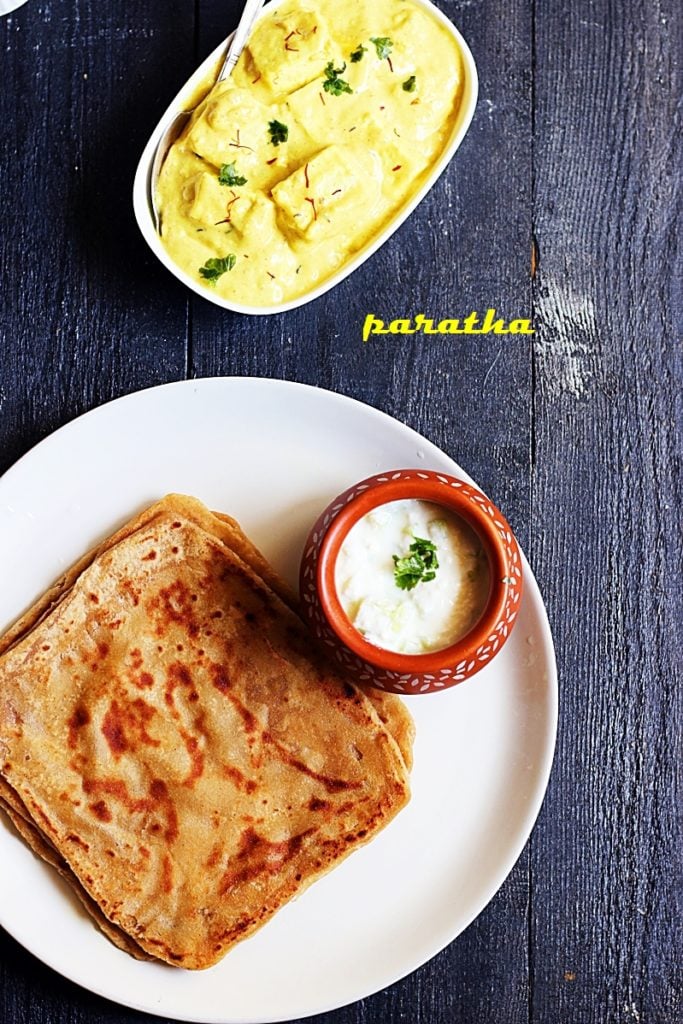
[
  {"xmin": 161, "ymin": 854, "xmax": 173, "ymax": 893},
  {"xmin": 83, "ymin": 777, "xmax": 132, "ymax": 806},
  {"xmin": 218, "ymin": 827, "xmax": 313, "ymax": 897},
  {"xmin": 229, "ymin": 698, "xmax": 257, "ymax": 735},
  {"xmin": 308, "ymin": 796, "xmax": 330, "ymax": 812},
  {"xmin": 145, "ymin": 937, "xmax": 186, "ymax": 962},
  {"xmin": 67, "ymin": 705, "xmax": 90, "ymax": 748},
  {"xmin": 164, "ymin": 661, "xmax": 195, "ymax": 717},
  {"xmin": 27, "ymin": 801, "xmax": 58, "ymax": 836},
  {"xmin": 206, "ymin": 843, "xmax": 223, "ymax": 868},
  {"xmin": 179, "ymin": 728, "xmax": 204, "ymax": 787},
  {"xmin": 120, "ymin": 579, "xmax": 140, "ymax": 606},
  {"xmin": 148, "ymin": 580, "xmax": 200, "ymax": 638},
  {"xmin": 101, "ymin": 698, "xmax": 160, "ymax": 758},
  {"xmin": 0, "ymin": 795, "xmax": 154, "ymax": 961},
  {"xmin": 210, "ymin": 663, "xmax": 258, "ymax": 733},
  {"xmin": 210, "ymin": 662, "xmax": 230, "ymax": 693},
  {"xmin": 82, "ymin": 776, "xmax": 179, "ymax": 843},
  {"xmin": 262, "ymin": 731, "xmax": 362, "ymax": 794},
  {"xmin": 127, "ymin": 649, "xmax": 155, "ymax": 690},
  {"xmin": 222, "ymin": 764, "xmax": 257, "ymax": 794},
  {"xmin": 66, "ymin": 833, "xmax": 89, "ymax": 850},
  {"xmin": 101, "ymin": 704, "xmax": 128, "ymax": 755},
  {"xmin": 90, "ymin": 799, "xmax": 112, "ymax": 822},
  {"xmin": 149, "ymin": 779, "xmax": 179, "ymax": 842}
]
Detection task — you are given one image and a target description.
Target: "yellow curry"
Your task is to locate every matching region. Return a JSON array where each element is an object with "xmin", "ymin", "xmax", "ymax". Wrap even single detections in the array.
[{"xmin": 157, "ymin": 0, "xmax": 463, "ymax": 306}]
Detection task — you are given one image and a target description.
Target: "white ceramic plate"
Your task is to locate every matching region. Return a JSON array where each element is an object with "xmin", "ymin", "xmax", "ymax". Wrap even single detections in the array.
[
  {"xmin": 0, "ymin": 378, "xmax": 556, "ymax": 1023},
  {"xmin": 0, "ymin": 0, "xmax": 30, "ymax": 15},
  {"xmin": 133, "ymin": 0, "xmax": 478, "ymax": 315}
]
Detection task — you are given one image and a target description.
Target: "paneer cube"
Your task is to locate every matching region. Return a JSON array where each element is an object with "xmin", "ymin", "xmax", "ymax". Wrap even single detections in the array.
[
  {"xmin": 185, "ymin": 84, "xmax": 267, "ymax": 170},
  {"xmin": 271, "ymin": 144, "xmax": 382, "ymax": 242},
  {"xmin": 247, "ymin": 7, "xmax": 334, "ymax": 97},
  {"xmin": 184, "ymin": 171, "xmax": 229, "ymax": 225}
]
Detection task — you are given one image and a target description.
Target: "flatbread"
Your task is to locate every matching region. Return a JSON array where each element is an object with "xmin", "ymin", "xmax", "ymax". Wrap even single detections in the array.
[
  {"xmin": 0, "ymin": 495, "xmax": 412, "ymax": 969},
  {"xmin": 210, "ymin": 510, "xmax": 415, "ymax": 771},
  {"xmin": 0, "ymin": 786, "xmax": 153, "ymax": 961}
]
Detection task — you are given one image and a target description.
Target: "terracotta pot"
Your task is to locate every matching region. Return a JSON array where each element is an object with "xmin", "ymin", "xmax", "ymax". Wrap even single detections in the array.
[{"xmin": 299, "ymin": 469, "xmax": 523, "ymax": 694}]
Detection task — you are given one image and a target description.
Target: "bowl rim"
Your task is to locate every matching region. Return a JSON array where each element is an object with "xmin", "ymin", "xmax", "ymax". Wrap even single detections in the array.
[
  {"xmin": 132, "ymin": 0, "xmax": 479, "ymax": 316},
  {"xmin": 315, "ymin": 472, "xmax": 517, "ymax": 674}
]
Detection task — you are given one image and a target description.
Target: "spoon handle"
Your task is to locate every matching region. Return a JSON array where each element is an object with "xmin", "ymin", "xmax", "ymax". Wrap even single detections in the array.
[{"xmin": 217, "ymin": 0, "xmax": 268, "ymax": 82}]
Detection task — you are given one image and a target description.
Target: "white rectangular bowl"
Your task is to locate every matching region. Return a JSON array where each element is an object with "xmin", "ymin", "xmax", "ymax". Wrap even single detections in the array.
[{"xmin": 132, "ymin": 0, "xmax": 478, "ymax": 316}]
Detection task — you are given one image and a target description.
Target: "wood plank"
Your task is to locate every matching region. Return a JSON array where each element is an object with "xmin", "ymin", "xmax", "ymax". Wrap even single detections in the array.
[
  {"xmin": 529, "ymin": 0, "xmax": 682, "ymax": 1021},
  {"xmin": 0, "ymin": 0, "xmax": 192, "ymax": 477}
]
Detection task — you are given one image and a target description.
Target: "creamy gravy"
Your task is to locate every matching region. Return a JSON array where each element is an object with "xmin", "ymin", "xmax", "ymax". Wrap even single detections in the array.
[{"xmin": 156, "ymin": 0, "xmax": 463, "ymax": 305}]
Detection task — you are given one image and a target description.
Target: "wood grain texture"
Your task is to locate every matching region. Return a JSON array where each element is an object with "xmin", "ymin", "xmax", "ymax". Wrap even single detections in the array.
[
  {"xmin": 0, "ymin": 0, "xmax": 680, "ymax": 1021},
  {"xmin": 529, "ymin": 1, "xmax": 682, "ymax": 1023},
  {"xmin": 0, "ymin": 0, "xmax": 192, "ymax": 476}
]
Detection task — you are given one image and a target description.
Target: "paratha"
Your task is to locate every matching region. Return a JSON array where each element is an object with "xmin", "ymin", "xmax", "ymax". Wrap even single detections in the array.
[
  {"xmin": 0, "ymin": 779, "xmax": 153, "ymax": 960},
  {"xmin": 0, "ymin": 495, "xmax": 412, "ymax": 969},
  {"xmin": 208, "ymin": 508, "xmax": 415, "ymax": 771}
]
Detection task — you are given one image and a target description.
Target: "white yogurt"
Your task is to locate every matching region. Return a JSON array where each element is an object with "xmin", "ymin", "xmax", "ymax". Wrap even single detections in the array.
[{"xmin": 335, "ymin": 500, "xmax": 490, "ymax": 655}]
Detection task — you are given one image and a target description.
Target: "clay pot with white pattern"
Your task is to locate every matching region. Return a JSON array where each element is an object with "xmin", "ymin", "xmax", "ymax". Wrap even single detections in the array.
[{"xmin": 299, "ymin": 469, "xmax": 523, "ymax": 695}]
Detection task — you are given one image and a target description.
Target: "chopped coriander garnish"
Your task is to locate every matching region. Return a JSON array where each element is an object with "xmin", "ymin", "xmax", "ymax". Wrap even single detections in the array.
[
  {"xmin": 371, "ymin": 36, "xmax": 393, "ymax": 60},
  {"xmin": 218, "ymin": 161, "xmax": 247, "ymax": 186},
  {"xmin": 350, "ymin": 43, "xmax": 367, "ymax": 62},
  {"xmin": 268, "ymin": 119, "xmax": 289, "ymax": 146},
  {"xmin": 322, "ymin": 61, "xmax": 352, "ymax": 96},
  {"xmin": 198, "ymin": 254, "xmax": 236, "ymax": 284},
  {"xmin": 402, "ymin": 75, "xmax": 417, "ymax": 92},
  {"xmin": 392, "ymin": 536, "xmax": 439, "ymax": 591}
]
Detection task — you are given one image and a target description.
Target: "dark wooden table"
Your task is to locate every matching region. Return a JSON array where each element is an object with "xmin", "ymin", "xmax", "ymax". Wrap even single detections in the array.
[{"xmin": 1, "ymin": 0, "xmax": 680, "ymax": 1021}]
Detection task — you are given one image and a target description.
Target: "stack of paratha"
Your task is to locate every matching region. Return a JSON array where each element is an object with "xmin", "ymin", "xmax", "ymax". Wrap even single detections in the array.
[{"xmin": 0, "ymin": 496, "xmax": 413, "ymax": 969}]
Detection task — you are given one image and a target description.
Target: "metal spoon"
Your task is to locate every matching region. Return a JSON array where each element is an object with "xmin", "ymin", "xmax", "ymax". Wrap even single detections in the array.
[{"xmin": 150, "ymin": 0, "xmax": 266, "ymax": 233}]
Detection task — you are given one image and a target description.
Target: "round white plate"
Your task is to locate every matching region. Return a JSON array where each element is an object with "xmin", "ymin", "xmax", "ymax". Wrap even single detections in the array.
[
  {"xmin": 0, "ymin": 378, "xmax": 557, "ymax": 1023},
  {"xmin": 0, "ymin": 0, "xmax": 30, "ymax": 16}
]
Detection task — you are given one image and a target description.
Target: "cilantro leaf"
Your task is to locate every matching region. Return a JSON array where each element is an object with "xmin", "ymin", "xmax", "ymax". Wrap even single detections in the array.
[
  {"xmin": 350, "ymin": 44, "xmax": 367, "ymax": 62},
  {"xmin": 218, "ymin": 161, "xmax": 247, "ymax": 187},
  {"xmin": 392, "ymin": 536, "xmax": 439, "ymax": 591},
  {"xmin": 198, "ymin": 254, "xmax": 236, "ymax": 284},
  {"xmin": 322, "ymin": 61, "xmax": 353, "ymax": 96},
  {"xmin": 268, "ymin": 119, "xmax": 289, "ymax": 146},
  {"xmin": 370, "ymin": 36, "xmax": 393, "ymax": 60},
  {"xmin": 402, "ymin": 75, "xmax": 417, "ymax": 92}
]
